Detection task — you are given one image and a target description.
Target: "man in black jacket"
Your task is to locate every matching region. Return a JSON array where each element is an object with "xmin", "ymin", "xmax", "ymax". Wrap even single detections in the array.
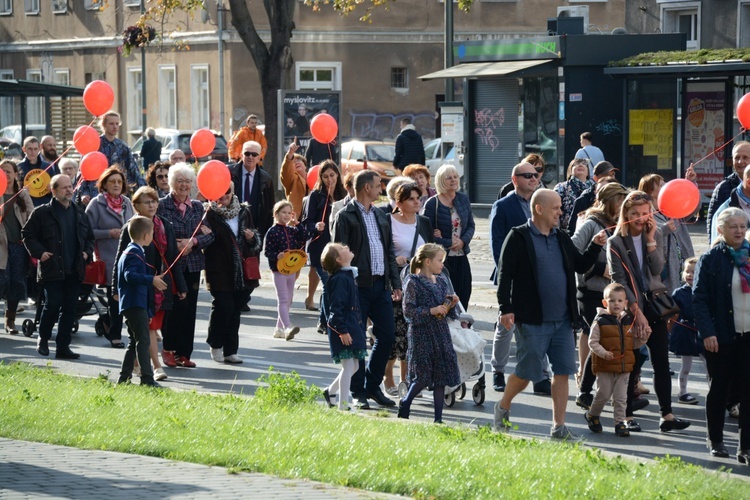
[
  {"xmin": 229, "ymin": 140, "xmax": 275, "ymax": 239},
  {"xmin": 22, "ymin": 174, "xmax": 95, "ymax": 359},
  {"xmin": 392, "ymin": 118, "xmax": 425, "ymax": 169},
  {"xmin": 707, "ymin": 141, "xmax": 750, "ymax": 236},
  {"xmin": 494, "ymin": 189, "xmax": 606, "ymax": 440},
  {"xmin": 332, "ymin": 170, "xmax": 402, "ymax": 409}
]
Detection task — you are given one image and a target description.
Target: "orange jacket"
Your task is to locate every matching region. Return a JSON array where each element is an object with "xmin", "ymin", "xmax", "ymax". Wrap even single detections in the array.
[{"xmin": 228, "ymin": 126, "xmax": 267, "ymax": 163}]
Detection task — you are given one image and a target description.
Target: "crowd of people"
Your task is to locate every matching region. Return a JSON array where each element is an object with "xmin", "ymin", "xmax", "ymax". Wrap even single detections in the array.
[{"xmin": 2, "ymin": 118, "xmax": 750, "ymax": 465}]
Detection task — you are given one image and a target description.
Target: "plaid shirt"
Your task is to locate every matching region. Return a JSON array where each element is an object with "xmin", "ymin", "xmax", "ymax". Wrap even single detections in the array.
[
  {"xmin": 157, "ymin": 194, "xmax": 215, "ymax": 273},
  {"xmin": 99, "ymin": 135, "xmax": 146, "ymax": 188},
  {"xmin": 355, "ymin": 200, "xmax": 385, "ymax": 276}
]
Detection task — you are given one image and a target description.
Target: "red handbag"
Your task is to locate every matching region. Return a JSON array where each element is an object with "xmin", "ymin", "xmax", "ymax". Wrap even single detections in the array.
[
  {"xmin": 83, "ymin": 260, "xmax": 106, "ymax": 285},
  {"xmin": 242, "ymin": 256, "xmax": 261, "ymax": 280}
]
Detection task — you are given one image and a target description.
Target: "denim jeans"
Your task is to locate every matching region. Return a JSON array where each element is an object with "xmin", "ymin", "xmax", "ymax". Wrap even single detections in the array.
[{"xmin": 39, "ymin": 274, "xmax": 80, "ymax": 350}]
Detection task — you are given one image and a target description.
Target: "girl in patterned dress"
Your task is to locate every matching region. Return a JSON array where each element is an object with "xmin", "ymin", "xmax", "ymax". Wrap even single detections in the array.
[
  {"xmin": 399, "ymin": 243, "xmax": 461, "ymax": 423},
  {"xmin": 320, "ymin": 243, "xmax": 367, "ymax": 411}
]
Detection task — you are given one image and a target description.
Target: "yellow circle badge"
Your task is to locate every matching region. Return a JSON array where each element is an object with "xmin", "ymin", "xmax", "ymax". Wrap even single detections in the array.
[
  {"xmin": 277, "ymin": 249, "xmax": 308, "ymax": 275},
  {"xmin": 24, "ymin": 169, "xmax": 52, "ymax": 199}
]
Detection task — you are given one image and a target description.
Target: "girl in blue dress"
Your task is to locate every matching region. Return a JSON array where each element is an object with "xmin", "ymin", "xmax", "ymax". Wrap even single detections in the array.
[{"xmin": 399, "ymin": 243, "xmax": 461, "ymax": 423}]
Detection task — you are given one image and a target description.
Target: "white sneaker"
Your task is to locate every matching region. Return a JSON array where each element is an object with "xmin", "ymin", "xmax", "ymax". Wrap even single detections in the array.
[
  {"xmin": 154, "ymin": 368, "xmax": 168, "ymax": 381},
  {"xmin": 224, "ymin": 354, "xmax": 243, "ymax": 364},
  {"xmin": 210, "ymin": 348, "xmax": 225, "ymax": 363},
  {"xmin": 273, "ymin": 329, "xmax": 285, "ymax": 339},
  {"xmin": 284, "ymin": 326, "xmax": 300, "ymax": 341}
]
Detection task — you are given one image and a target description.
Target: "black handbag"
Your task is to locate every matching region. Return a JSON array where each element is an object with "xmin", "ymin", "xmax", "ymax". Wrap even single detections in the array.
[{"xmin": 643, "ymin": 287, "xmax": 680, "ymax": 322}]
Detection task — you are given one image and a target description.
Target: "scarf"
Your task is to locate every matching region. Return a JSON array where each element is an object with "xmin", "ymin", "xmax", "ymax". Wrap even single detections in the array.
[
  {"xmin": 728, "ymin": 240, "xmax": 750, "ymax": 293},
  {"xmin": 152, "ymin": 215, "xmax": 167, "ymax": 256},
  {"xmin": 736, "ymin": 184, "xmax": 750, "ymax": 207},
  {"xmin": 104, "ymin": 193, "xmax": 124, "ymax": 214},
  {"xmin": 206, "ymin": 195, "xmax": 241, "ymax": 220}
]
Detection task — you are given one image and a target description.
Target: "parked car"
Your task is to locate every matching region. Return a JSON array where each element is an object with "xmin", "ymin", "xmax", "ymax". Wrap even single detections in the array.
[
  {"xmin": 0, "ymin": 124, "xmax": 47, "ymax": 146},
  {"xmin": 0, "ymin": 138, "xmax": 23, "ymax": 160},
  {"xmin": 340, "ymin": 140, "xmax": 400, "ymax": 192},
  {"xmin": 131, "ymin": 128, "xmax": 229, "ymax": 167},
  {"xmin": 424, "ymin": 138, "xmax": 464, "ymax": 179}
]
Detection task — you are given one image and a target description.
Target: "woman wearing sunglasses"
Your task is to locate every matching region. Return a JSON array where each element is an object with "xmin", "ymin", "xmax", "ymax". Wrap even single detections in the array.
[
  {"xmin": 147, "ymin": 161, "xmax": 172, "ymax": 198},
  {"xmin": 607, "ymin": 190, "xmax": 690, "ymax": 434}
]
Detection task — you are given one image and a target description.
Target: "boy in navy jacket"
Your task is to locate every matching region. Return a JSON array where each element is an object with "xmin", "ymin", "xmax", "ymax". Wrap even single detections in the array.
[{"xmin": 116, "ymin": 216, "xmax": 167, "ymax": 386}]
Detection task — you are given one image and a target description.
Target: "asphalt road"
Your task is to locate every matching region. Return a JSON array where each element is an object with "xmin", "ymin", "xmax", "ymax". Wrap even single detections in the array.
[{"xmin": 2, "ymin": 216, "xmax": 749, "ymax": 480}]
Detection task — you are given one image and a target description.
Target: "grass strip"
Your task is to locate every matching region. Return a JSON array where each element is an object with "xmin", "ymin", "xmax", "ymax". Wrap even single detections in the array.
[{"xmin": 0, "ymin": 362, "xmax": 744, "ymax": 499}]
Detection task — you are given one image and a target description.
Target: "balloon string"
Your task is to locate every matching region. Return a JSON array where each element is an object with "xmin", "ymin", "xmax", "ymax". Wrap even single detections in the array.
[
  {"xmin": 690, "ymin": 129, "xmax": 745, "ymax": 169},
  {"xmin": 161, "ymin": 209, "xmax": 208, "ymax": 276},
  {"xmin": 0, "ymin": 117, "xmax": 98, "ymax": 215},
  {"xmin": 307, "ymin": 191, "xmax": 330, "ymax": 245}
]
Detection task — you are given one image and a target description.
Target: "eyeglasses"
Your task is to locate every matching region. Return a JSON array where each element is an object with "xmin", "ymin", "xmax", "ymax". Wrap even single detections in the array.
[
  {"xmin": 243, "ymin": 151, "xmax": 260, "ymax": 157},
  {"xmin": 516, "ymin": 172, "xmax": 539, "ymax": 180},
  {"xmin": 174, "ymin": 178, "xmax": 192, "ymax": 184},
  {"xmin": 156, "ymin": 174, "xmax": 168, "ymax": 180}
]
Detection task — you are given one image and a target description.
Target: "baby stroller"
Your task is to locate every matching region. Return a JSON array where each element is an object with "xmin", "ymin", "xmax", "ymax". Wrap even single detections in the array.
[
  {"xmin": 442, "ymin": 306, "xmax": 487, "ymax": 407},
  {"xmin": 21, "ymin": 284, "xmax": 110, "ymax": 338}
]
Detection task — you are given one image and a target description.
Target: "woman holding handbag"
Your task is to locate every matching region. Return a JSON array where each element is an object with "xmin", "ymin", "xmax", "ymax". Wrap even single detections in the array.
[
  {"xmin": 607, "ymin": 190, "xmax": 690, "ymax": 433},
  {"xmin": 113, "ymin": 186, "xmax": 187, "ymax": 381},
  {"xmin": 85, "ymin": 166, "xmax": 135, "ymax": 348},
  {"xmin": 385, "ymin": 182, "xmax": 434, "ymax": 395},
  {"xmin": 203, "ymin": 184, "xmax": 261, "ymax": 364}
]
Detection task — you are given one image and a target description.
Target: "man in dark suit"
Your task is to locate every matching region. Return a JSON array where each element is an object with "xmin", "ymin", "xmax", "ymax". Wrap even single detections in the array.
[
  {"xmin": 489, "ymin": 162, "xmax": 539, "ymax": 393},
  {"xmin": 229, "ymin": 140, "xmax": 274, "ymax": 238},
  {"xmin": 332, "ymin": 170, "xmax": 402, "ymax": 409},
  {"xmin": 140, "ymin": 127, "xmax": 163, "ymax": 171}
]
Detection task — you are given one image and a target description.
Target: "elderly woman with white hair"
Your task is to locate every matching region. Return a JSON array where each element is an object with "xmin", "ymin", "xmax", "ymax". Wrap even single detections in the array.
[
  {"xmin": 156, "ymin": 163, "xmax": 214, "ymax": 368},
  {"xmin": 422, "ymin": 164, "xmax": 474, "ymax": 310}
]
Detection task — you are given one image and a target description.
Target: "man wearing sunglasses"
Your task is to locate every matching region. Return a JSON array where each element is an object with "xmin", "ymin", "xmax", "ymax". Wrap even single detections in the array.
[
  {"xmin": 230, "ymin": 141, "xmax": 274, "ymax": 239},
  {"xmin": 490, "ymin": 162, "xmax": 552, "ymax": 393}
]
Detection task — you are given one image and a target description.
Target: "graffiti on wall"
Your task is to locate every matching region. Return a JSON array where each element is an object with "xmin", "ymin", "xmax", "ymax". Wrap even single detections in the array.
[
  {"xmin": 595, "ymin": 119, "xmax": 623, "ymax": 137},
  {"xmin": 473, "ymin": 107, "xmax": 505, "ymax": 151},
  {"xmin": 349, "ymin": 111, "xmax": 436, "ymax": 141}
]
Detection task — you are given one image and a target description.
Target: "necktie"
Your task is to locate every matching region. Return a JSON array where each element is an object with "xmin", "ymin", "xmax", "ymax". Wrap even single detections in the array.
[{"xmin": 244, "ymin": 171, "xmax": 251, "ymax": 203}]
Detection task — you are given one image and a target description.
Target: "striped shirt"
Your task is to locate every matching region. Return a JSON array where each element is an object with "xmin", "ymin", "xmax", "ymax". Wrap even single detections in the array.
[{"xmin": 355, "ymin": 200, "xmax": 385, "ymax": 276}]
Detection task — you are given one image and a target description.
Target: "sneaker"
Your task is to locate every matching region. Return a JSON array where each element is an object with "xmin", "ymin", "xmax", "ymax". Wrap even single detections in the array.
[
  {"xmin": 625, "ymin": 419, "xmax": 642, "ymax": 432},
  {"xmin": 284, "ymin": 325, "xmax": 300, "ymax": 341},
  {"xmin": 614, "ymin": 422, "xmax": 630, "ymax": 437},
  {"xmin": 161, "ymin": 350, "xmax": 177, "ymax": 368},
  {"xmin": 576, "ymin": 393, "xmax": 593, "ymax": 411},
  {"xmin": 550, "ymin": 424, "xmax": 581, "ymax": 442},
  {"xmin": 224, "ymin": 354, "xmax": 243, "ymax": 364},
  {"xmin": 584, "ymin": 412, "xmax": 603, "ymax": 433},
  {"xmin": 493, "ymin": 403, "xmax": 512, "ymax": 432},
  {"xmin": 273, "ymin": 329, "xmax": 285, "ymax": 339},
  {"xmin": 384, "ymin": 385, "xmax": 399, "ymax": 397},
  {"xmin": 175, "ymin": 356, "xmax": 196, "ymax": 368},
  {"xmin": 154, "ymin": 368, "xmax": 168, "ymax": 381},
  {"xmin": 210, "ymin": 348, "xmax": 225, "ymax": 363},
  {"xmin": 678, "ymin": 393, "xmax": 699, "ymax": 405},
  {"xmin": 492, "ymin": 372, "xmax": 506, "ymax": 392},
  {"xmin": 317, "ymin": 321, "xmax": 326, "ymax": 335},
  {"xmin": 728, "ymin": 403, "xmax": 740, "ymax": 419}
]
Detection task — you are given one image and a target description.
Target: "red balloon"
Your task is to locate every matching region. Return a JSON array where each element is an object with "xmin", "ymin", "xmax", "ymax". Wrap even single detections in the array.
[
  {"xmin": 73, "ymin": 125, "xmax": 100, "ymax": 156},
  {"xmin": 658, "ymin": 178, "xmax": 700, "ymax": 219},
  {"xmin": 306, "ymin": 165, "xmax": 320, "ymax": 190},
  {"xmin": 197, "ymin": 160, "xmax": 231, "ymax": 201},
  {"xmin": 190, "ymin": 129, "xmax": 216, "ymax": 159},
  {"xmin": 0, "ymin": 167, "xmax": 8, "ymax": 195},
  {"xmin": 738, "ymin": 92, "xmax": 750, "ymax": 130},
  {"xmin": 83, "ymin": 80, "xmax": 115, "ymax": 117},
  {"xmin": 80, "ymin": 151, "xmax": 109, "ymax": 181},
  {"xmin": 309, "ymin": 114, "xmax": 338, "ymax": 144}
]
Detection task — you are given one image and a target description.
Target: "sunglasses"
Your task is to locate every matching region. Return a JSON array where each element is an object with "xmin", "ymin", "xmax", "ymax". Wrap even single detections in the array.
[
  {"xmin": 516, "ymin": 172, "xmax": 539, "ymax": 179},
  {"xmin": 243, "ymin": 151, "xmax": 260, "ymax": 157},
  {"xmin": 629, "ymin": 193, "xmax": 652, "ymax": 202},
  {"xmin": 535, "ymin": 167, "xmax": 544, "ymax": 173},
  {"xmin": 156, "ymin": 174, "xmax": 168, "ymax": 180}
]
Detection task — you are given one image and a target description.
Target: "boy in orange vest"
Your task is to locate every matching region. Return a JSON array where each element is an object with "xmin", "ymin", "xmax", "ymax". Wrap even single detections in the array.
[{"xmin": 586, "ymin": 283, "xmax": 650, "ymax": 437}]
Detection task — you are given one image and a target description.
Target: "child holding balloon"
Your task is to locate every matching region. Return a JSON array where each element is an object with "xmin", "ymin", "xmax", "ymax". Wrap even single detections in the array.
[{"xmin": 264, "ymin": 200, "xmax": 311, "ymax": 341}]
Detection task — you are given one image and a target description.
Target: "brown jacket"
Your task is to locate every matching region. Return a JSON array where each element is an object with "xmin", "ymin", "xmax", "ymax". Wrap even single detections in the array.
[
  {"xmin": 0, "ymin": 190, "xmax": 33, "ymax": 269},
  {"xmin": 589, "ymin": 308, "xmax": 643, "ymax": 374},
  {"xmin": 279, "ymin": 155, "xmax": 307, "ymax": 221}
]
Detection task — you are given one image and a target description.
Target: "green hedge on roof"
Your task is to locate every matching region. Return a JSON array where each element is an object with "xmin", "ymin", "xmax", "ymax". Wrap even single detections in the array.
[{"xmin": 610, "ymin": 48, "xmax": 750, "ymax": 67}]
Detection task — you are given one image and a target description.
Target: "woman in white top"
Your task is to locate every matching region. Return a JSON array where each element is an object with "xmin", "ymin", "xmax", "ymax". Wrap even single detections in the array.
[{"xmin": 384, "ymin": 183, "xmax": 434, "ymax": 395}]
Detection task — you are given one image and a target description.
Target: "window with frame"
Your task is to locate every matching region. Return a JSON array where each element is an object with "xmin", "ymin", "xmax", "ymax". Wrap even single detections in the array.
[
  {"xmin": 53, "ymin": 69, "xmax": 70, "ymax": 86},
  {"xmin": 295, "ymin": 62, "xmax": 341, "ymax": 91},
  {"xmin": 126, "ymin": 68, "xmax": 143, "ymax": 132},
  {"xmin": 123, "ymin": 0, "xmax": 140, "ymax": 7},
  {"xmin": 26, "ymin": 70, "xmax": 44, "ymax": 124},
  {"xmin": 0, "ymin": 70, "xmax": 15, "ymax": 127},
  {"xmin": 51, "ymin": 0, "xmax": 66, "ymax": 13},
  {"xmin": 158, "ymin": 65, "xmax": 177, "ymax": 129},
  {"xmin": 390, "ymin": 67, "xmax": 408, "ymax": 90},
  {"xmin": 190, "ymin": 65, "xmax": 210, "ymax": 129},
  {"xmin": 661, "ymin": 3, "xmax": 700, "ymax": 49},
  {"xmin": 24, "ymin": 0, "xmax": 38, "ymax": 14},
  {"xmin": 83, "ymin": 0, "xmax": 102, "ymax": 10},
  {"xmin": 740, "ymin": 1, "xmax": 750, "ymax": 48},
  {"xmin": 0, "ymin": 0, "xmax": 12, "ymax": 16}
]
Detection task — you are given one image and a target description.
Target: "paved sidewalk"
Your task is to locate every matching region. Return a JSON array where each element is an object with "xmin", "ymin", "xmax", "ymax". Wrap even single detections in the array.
[{"xmin": 0, "ymin": 438, "xmax": 402, "ymax": 499}]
